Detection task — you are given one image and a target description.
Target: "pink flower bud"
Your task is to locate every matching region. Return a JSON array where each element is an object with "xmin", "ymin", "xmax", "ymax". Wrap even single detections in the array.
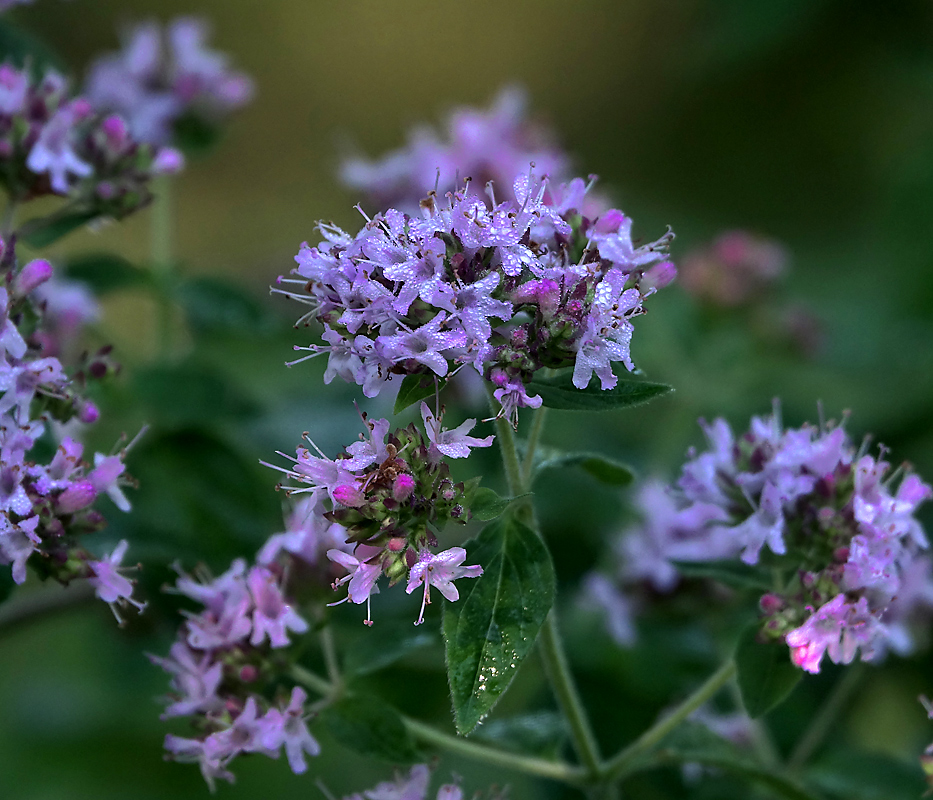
[
  {"xmin": 759, "ymin": 593, "xmax": 783, "ymax": 614},
  {"xmin": 642, "ymin": 260, "xmax": 677, "ymax": 291},
  {"xmin": 77, "ymin": 400, "xmax": 99, "ymax": 424},
  {"xmin": 392, "ymin": 473, "xmax": 416, "ymax": 502},
  {"xmin": 152, "ymin": 147, "xmax": 185, "ymax": 175},
  {"xmin": 100, "ymin": 114, "xmax": 129, "ymax": 149},
  {"xmin": 593, "ymin": 208, "xmax": 627, "ymax": 234},
  {"xmin": 13, "ymin": 259, "xmax": 53, "ymax": 297},
  {"xmin": 386, "ymin": 536, "xmax": 407, "ymax": 552},
  {"xmin": 56, "ymin": 481, "xmax": 97, "ymax": 513},
  {"xmin": 239, "ymin": 665, "xmax": 259, "ymax": 683},
  {"xmin": 333, "ymin": 483, "xmax": 365, "ymax": 508}
]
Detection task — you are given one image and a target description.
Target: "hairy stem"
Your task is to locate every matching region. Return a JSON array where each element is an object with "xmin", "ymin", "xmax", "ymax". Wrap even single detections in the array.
[
  {"xmin": 0, "ymin": 581, "xmax": 96, "ymax": 636},
  {"xmin": 538, "ymin": 611, "xmax": 604, "ymax": 779},
  {"xmin": 319, "ymin": 623, "xmax": 342, "ymax": 689},
  {"xmin": 603, "ymin": 658, "xmax": 737, "ymax": 781},
  {"xmin": 150, "ymin": 174, "xmax": 175, "ymax": 358},
  {"xmin": 788, "ymin": 664, "xmax": 863, "ymax": 771},
  {"xmin": 485, "ymin": 384, "xmax": 522, "ymax": 495},
  {"xmin": 520, "ymin": 406, "xmax": 549, "ymax": 488}
]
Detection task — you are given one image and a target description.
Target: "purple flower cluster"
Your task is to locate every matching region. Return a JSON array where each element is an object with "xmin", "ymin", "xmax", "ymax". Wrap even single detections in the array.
[
  {"xmin": 153, "ymin": 560, "xmax": 319, "ymax": 789},
  {"xmin": 279, "ymin": 171, "xmax": 675, "ymax": 424},
  {"xmin": 266, "ymin": 405, "xmax": 488, "ymax": 625},
  {"xmin": 0, "ymin": 239, "xmax": 142, "ymax": 618},
  {"xmin": 589, "ymin": 408, "xmax": 932, "ymax": 673},
  {"xmin": 341, "ymin": 86, "xmax": 576, "ymax": 213},
  {"xmin": 86, "ymin": 17, "xmax": 253, "ymax": 146},
  {"xmin": 343, "ymin": 764, "xmax": 468, "ymax": 800},
  {"xmin": 0, "ymin": 63, "xmax": 180, "ymax": 208}
]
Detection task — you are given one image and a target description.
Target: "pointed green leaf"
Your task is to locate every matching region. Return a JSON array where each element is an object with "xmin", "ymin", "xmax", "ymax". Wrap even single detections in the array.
[
  {"xmin": 20, "ymin": 209, "xmax": 99, "ymax": 249},
  {"xmin": 394, "ymin": 373, "xmax": 447, "ymax": 414},
  {"xmin": 443, "ymin": 516, "xmax": 555, "ymax": 734},
  {"xmin": 63, "ymin": 253, "xmax": 149, "ymax": 294},
  {"xmin": 534, "ymin": 450, "xmax": 635, "ymax": 487},
  {"xmin": 671, "ymin": 560, "xmax": 773, "ymax": 591},
  {"xmin": 525, "ymin": 369, "xmax": 672, "ymax": 412},
  {"xmin": 469, "ymin": 486, "xmax": 531, "ymax": 521},
  {"xmin": 322, "ymin": 694, "xmax": 422, "ymax": 763},
  {"xmin": 735, "ymin": 624, "xmax": 802, "ymax": 718}
]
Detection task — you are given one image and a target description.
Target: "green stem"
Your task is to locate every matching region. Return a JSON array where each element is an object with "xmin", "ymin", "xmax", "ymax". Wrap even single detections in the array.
[
  {"xmin": 319, "ymin": 623, "xmax": 342, "ymax": 689},
  {"xmin": 402, "ymin": 715, "xmax": 587, "ymax": 785},
  {"xmin": 787, "ymin": 664, "xmax": 863, "ymax": 771},
  {"xmin": 289, "ymin": 664, "xmax": 585, "ymax": 785},
  {"xmin": 0, "ymin": 582, "xmax": 96, "ymax": 636},
  {"xmin": 484, "ymin": 384, "xmax": 522, "ymax": 495},
  {"xmin": 603, "ymin": 658, "xmax": 738, "ymax": 782},
  {"xmin": 150, "ymin": 174, "xmax": 175, "ymax": 358},
  {"xmin": 538, "ymin": 611, "xmax": 604, "ymax": 779},
  {"xmin": 520, "ymin": 406, "xmax": 549, "ymax": 488}
]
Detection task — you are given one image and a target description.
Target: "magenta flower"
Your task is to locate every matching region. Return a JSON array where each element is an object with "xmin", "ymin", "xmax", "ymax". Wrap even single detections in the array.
[
  {"xmin": 420, "ymin": 402, "xmax": 494, "ymax": 461},
  {"xmin": 260, "ymin": 687, "xmax": 321, "ymax": 774},
  {"xmin": 246, "ymin": 566, "xmax": 309, "ymax": 648},
  {"xmin": 406, "ymin": 547, "xmax": 483, "ymax": 625},
  {"xmin": 88, "ymin": 539, "xmax": 147, "ymax": 621},
  {"xmin": 328, "ymin": 544, "xmax": 384, "ymax": 624}
]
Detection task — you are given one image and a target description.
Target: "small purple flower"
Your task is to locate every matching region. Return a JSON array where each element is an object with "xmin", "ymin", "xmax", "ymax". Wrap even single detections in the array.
[
  {"xmin": 419, "ymin": 402, "xmax": 494, "ymax": 461},
  {"xmin": 148, "ymin": 641, "xmax": 223, "ymax": 719},
  {"xmin": 406, "ymin": 547, "xmax": 483, "ymax": 625},
  {"xmin": 260, "ymin": 687, "xmax": 321, "ymax": 774},
  {"xmin": 328, "ymin": 544, "xmax": 384, "ymax": 624},
  {"xmin": 26, "ymin": 100, "xmax": 93, "ymax": 194},
  {"xmin": 246, "ymin": 565, "xmax": 309, "ymax": 648},
  {"xmin": 785, "ymin": 594, "xmax": 881, "ymax": 674},
  {"xmin": 88, "ymin": 539, "xmax": 147, "ymax": 621}
]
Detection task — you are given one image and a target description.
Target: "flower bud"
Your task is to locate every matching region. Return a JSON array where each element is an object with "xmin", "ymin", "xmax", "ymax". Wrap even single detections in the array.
[
  {"xmin": 77, "ymin": 399, "xmax": 99, "ymax": 424},
  {"xmin": 56, "ymin": 481, "xmax": 97, "ymax": 513},
  {"xmin": 642, "ymin": 260, "xmax": 677, "ymax": 291},
  {"xmin": 239, "ymin": 665, "xmax": 259, "ymax": 683},
  {"xmin": 152, "ymin": 147, "xmax": 185, "ymax": 175},
  {"xmin": 392, "ymin": 473, "xmax": 415, "ymax": 502},
  {"xmin": 333, "ymin": 483, "xmax": 366, "ymax": 508},
  {"xmin": 13, "ymin": 258, "xmax": 53, "ymax": 297},
  {"xmin": 759, "ymin": 593, "xmax": 783, "ymax": 614}
]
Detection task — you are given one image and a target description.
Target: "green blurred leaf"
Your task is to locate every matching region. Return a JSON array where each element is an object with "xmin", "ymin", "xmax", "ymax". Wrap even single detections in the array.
[
  {"xmin": 468, "ymin": 486, "xmax": 530, "ymax": 521},
  {"xmin": 134, "ymin": 362, "xmax": 259, "ymax": 429},
  {"xmin": 20, "ymin": 209, "xmax": 99, "ymax": 249},
  {"xmin": 172, "ymin": 113, "xmax": 222, "ymax": 156},
  {"xmin": 63, "ymin": 253, "xmax": 149, "ymax": 294},
  {"xmin": 525, "ymin": 370, "xmax": 672, "ymax": 412},
  {"xmin": 322, "ymin": 695, "xmax": 422, "ymax": 764},
  {"xmin": 394, "ymin": 373, "xmax": 447, "ymax": 414},
  {"xmin": 807, "ymin": 748, "xmax": 926, "ymax": 800},
  {"xmin": 534, "ymin": 449, "xmax": 635, "ymax": 487},
  {"xmin": 671, "ymin": 560, "xmax": 773, "ymax": 591},
  {"xmin": 177, "ymin": 277, "xmax": 274, "ymax": 338},
  {"xmin": 643, "ymin": 722, "xmax": 822, "ymax": 800},
  {"xmin": 735, "ymin": 624, "xmax": 801, "ymax": 718},
  {"xmin": 343, "ymin": 620, "xmax": 438, "ymax": 676},
  {"xmin": 442, "ymin": 515, "xmax": 555, "ymax": 734},
  {"xmin": 0, "ymin": 19, "xmax": 64, "ymax": 72},
  {"xmin": 471, "ymin": 711, "xmax": 568, "ymax": 757},
  {"xmin": 0, "ymin": 571, "xmax": 14, "ymax": 605}
]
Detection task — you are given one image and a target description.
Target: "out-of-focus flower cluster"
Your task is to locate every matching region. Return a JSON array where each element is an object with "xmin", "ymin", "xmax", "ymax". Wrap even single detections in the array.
[
  {"xmin": 280, "ymin": 171, "xmax": 675, "ymax": 424},
  {"xmin": 86, "ymin": 17, "xmax": 253, "ymax": 146},
  {"xmin": 153, "ymin": 560, "xmax": 319, "ymax": 789},
  {"xmin": 587, "ymin": 407, "xmax": 933, "ymax": 673},
  {"xmin": 343, "ymin": 764, "xmax": 478, "ymax": 800},
  {"xmin": 0, "ymin": 238, "xmax": 142, "ymax": 618},
  {"xmin": 0, "ymin": 62, "xmax": 180, "ymax": 211},
  {"xmin": 341, "ymin": 86, "xmax": 577, "ymax": 213}
]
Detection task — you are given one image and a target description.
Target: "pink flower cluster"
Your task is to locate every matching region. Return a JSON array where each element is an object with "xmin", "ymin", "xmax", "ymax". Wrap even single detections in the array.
[
  {"xmin": 0, "ymin": 239, "xmax": 142, "ymax": 619},
  {"xmin": 86, "ymin": 17, "xmax": 253, "ymax": 146},
  {"xmin": 153, "ymin": 560, "xmax": 318, "ymax": 788},
  {"xmin": 589, "ymin": 407, "xmax": 932, "ymax": 673},
  {"xmin": 279, "ymin": 171, "xmax": 674, "ymax": 425},
  {"xmin": 0, "ymin": 63, "xmax": 179, "ymax": 208},
  {"xmin": 343, "ymin": 764, "xmax": 468, "ymax": 800}
]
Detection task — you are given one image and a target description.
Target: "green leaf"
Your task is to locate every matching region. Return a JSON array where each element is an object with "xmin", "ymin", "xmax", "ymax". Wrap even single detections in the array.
[
  {"xmin": 735, "ymin": 624, "xmax": 801, "ymax": 718},
  {"xmin": 0, "ymin": 19, "xmax": 65, "ymax": 72},
  {"xmin": 394, "ymin": 373, "xmax": 447, "ymax": 414},
  {"xmin": 534, "ymin": 449, "xmax": 635, "ymax": 487},
  {"xmin": 63, "ymin": 253, "xmax": 149, "ymax": 294},
  {"xmin": 20, "ymin": 209, "xmax": 99, "ymax": 249},
  {"xmin": 671, "ymin": 560, "xmax": 773, "ymax": 591},
  {"xmin": 343, "ymin": 620, "xmax": 439, "ymax": 676},
  {"xmin": 807, "ymin": 748, "xmax": 926, "ymax": 800},
  {"xmin": 525, "ymin": 369, "xmax": 672, "ymax": 412},
  {"xmin": 322, "ymin": 695, "xmax": 422, "ymax": 763},
  {"xmin": 442, "ymin": 516, "xmax": 555, "ymax": 734},
  {"xmin": 177, "ymin": 277, "xmax": 274, "ymax": 338},
  {"xmin": 134, "ymin": 363, "xmax": 259, "ymax": 429},
  {"xmin": 468, "ymin": 486, "xmax": 530, "ymax": 521},
  {"xmin": 471, "ymin": 711, "xmax": 568, "ymax": 757},
  {"xmin": 173, "ymin": 113, "xmax": 222, "ymax": 156},
  {"xmin": 644, "ymin": 722, "xmax": 822, "ymax": 800},
  {"xmin": 0, "ymin": 571, "xmax": 14, "ymax": 605}
]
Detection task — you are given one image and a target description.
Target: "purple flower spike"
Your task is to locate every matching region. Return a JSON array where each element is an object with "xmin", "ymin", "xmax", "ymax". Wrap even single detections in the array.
[{"xmin": 246, "ymin": 566, "xmax": 309, "ymax": 648}]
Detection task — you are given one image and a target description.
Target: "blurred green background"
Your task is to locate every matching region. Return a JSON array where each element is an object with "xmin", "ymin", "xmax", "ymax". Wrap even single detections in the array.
[{"xmin": 4, "ymin": 1, "xmax": 933, "ymax": 798}]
